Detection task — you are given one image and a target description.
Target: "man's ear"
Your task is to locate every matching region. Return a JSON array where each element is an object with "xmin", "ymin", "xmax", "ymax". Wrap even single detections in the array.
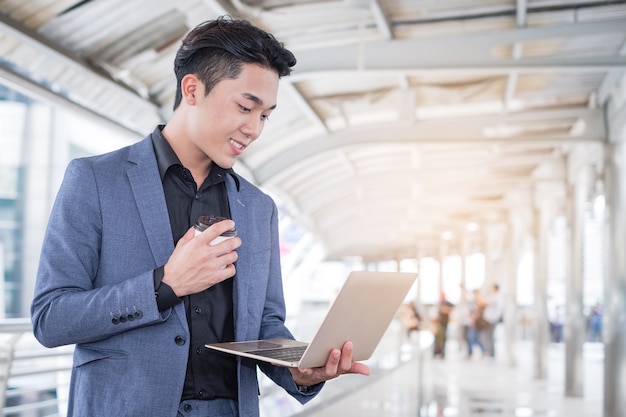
[{"xmin": 181, "ymin": 74, "xmax": 200, "ymax": 104}]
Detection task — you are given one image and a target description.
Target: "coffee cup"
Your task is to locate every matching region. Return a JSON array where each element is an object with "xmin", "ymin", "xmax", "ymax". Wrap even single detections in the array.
[{"xmin": 194, "ymin": 215, "xmax": 237, "ymax": 245}]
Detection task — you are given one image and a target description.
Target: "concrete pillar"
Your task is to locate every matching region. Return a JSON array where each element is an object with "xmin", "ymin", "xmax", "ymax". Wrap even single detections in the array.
[
  {"xmin": 601, "ymin": 65, "xmax": 626, "ymax": 417},
  {"xmin": 460, "ymin": 236, "xmax": 467, "ymax": 289},
  {"xmin": 507, "ymin": 190, "xmax": 533, "ymax": 352},
  {"xmin": 604, "ymin": 141, "xmax": 626, "ymax": 417},
  {"xmin": 415, "ymin": 248, "xmax": 422, "ymax": 302},
  {"xmin": 437, "ymin": 242, "xmax": 444, "ymax": 297},
  {"xmin": 503, "ymin": 220, "xmax": 518, "ymax": 367},
  {"xmin": 564, "ymin": 161, "xmax": 591, "ymax": 397},
  {"xmin": 484, "ymin": 241, "xmax": 494, "ymax": 290},
  {"xmin": 533, "ymin": 199, "xmax": 550, "ymax": 379}
]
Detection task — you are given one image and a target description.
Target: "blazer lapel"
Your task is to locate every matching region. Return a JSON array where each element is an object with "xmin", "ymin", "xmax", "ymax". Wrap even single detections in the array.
[
  {"xmin": 126, "ymin": 137, "xmax": 174, "ymax": 266},
  {"xmin": 227, "ymin": 175, "xmax": 251, "ymax": 341}
]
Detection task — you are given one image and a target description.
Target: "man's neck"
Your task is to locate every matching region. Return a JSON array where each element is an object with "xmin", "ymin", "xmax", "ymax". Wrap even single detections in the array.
[{"xmin": 162, "ymin": 123, "xmax": 212, "ymax": 185}]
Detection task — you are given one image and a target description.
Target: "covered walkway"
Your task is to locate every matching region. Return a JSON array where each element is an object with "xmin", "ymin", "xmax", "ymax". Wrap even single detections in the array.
[{"xmin": 0, "ymin": 1, "xmax": 625, "ymax": 416}]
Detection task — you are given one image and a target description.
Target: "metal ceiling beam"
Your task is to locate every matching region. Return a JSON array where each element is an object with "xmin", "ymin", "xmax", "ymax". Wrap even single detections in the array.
[
  {"xmin": 282, "ymin": 82, "xmax": 328, "ymax": 133},
  {"xmin": 291, "ymin": 18, "xmax": 626, "ymax": 74},
  {"xmin": 0, "ymin": 11, "xmax": 96, "ymax": 76},
  {"xmin": 0, "ymin": 9, "xmax": 623, "ymax": 138},
  {"xmin": 286, "ymin": 155, "xmax": 559, "ymax": 193},
  {"xmin": 503, "ymin": 0, "xmax": 527, "ymax": 111},
  {"xmin": 252, "ymin": 107, "xmax": 605, "ymax": 182},
  {"xmin": 297, "ymin": 179, "xmax": 539, "ymax": 215},
  {"xmin": 0, "ymin": 64, "xmax": 141, "ymax": 139},
  {"xmin": 0, "ymin": 12, "xmax": 160, "ymax": 110},
  {"xmin": 0, "ymin": 12, "xmax": 162, "ymax": 133},
  {"xmin": 516, "ymin": 0, "xmax": 528, "ymax": 27},
  {"xmin": 370, "ymin": 0, "xmax": 393, "ymax": 40},
  {"xmin": 597, "ymin": 36, "xmax": 626, "ymax": 104}
]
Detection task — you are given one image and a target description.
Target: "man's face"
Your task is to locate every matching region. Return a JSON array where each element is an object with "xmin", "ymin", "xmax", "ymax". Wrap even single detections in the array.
[{"xmin": 186, "ymin": 63, "xmax": 279, "ymax": 169}]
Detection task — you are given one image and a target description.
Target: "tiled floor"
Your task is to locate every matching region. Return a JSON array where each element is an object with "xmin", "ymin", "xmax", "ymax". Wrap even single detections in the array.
[{"xmin": 280, "ymin": 333, "xmax": 604, "ymax": 417}]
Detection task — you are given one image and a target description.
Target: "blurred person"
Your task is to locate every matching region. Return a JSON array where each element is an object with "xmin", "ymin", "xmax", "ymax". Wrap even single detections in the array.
[
  {"xmin": 401, "ymin": 300, "xmax": 423, "ymax": 337},
  {"xmin": 547, "ymin": 297, "xmax": 564, "ymax": 343},
  {"xmin": 479, "ymin": 283, "xmax": 505, "ymax": 359},
  {"xmin": 30, "ymin": 17, "xmax": 369, "ymax": 417},
  {"xmin": 460, "ymin": 288, "xmax": 484, "ymax": 358},
  {"xmin": 433, "ymin": 292, "xmax": 454, "ymax": 359},
  {"xmin": 589, "ymin": 302, "xmax": 603, "ymax": 342},
  {"xmin": 456, "ymin": 287, "xmax": 472, "ymax": 356}
]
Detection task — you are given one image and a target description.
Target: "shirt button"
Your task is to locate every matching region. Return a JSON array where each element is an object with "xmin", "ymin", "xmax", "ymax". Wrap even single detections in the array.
[
  {"xmin": 194, "ymin": 306, "xmax": 202, "ymax": 314},
  {"xmin": 174, "ymin": 335, "xmax": 186, "ymax": 345},
  {"xmin": 196, "ymin": 347, "xmax": 203, "ymax": 355},
  {"xmin": 194, "ymin": 193, "xmax": 199, "ymax": 200},
  {"xmin": 198, "ymin": 390, "xmax": 206, "ymax": 398}
]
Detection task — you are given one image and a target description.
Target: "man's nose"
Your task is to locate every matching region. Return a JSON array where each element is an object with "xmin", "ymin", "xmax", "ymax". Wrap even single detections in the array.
[{"xmin": 242, "ymin": 117, "xmax": 263, "ymax": 140}]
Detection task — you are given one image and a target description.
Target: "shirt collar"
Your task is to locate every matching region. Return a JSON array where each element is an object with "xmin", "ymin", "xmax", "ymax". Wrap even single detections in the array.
[{"xmin": 151, "ymin": 125, "xmax": 240, "ymax": 191}]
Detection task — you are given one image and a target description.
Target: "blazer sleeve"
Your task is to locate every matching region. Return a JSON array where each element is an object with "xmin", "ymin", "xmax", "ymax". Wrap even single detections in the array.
[{"xmin": 31, "ymin": 157, "xmax": 166, "ymax": 348}]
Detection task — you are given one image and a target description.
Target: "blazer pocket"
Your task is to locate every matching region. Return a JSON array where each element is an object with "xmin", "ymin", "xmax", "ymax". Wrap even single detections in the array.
[
  {"xmin": 247, "ymin": 248, "xmax": 270, "ymax": 275},
  {"xmin": 73, "ymin": 345, "xmax": 128, "ymax": 368}
]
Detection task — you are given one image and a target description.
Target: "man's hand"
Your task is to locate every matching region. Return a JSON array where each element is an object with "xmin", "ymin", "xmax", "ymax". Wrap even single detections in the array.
[
  {"xmin": 162, "ymin": 219, "xmax": 241, "ymax": 297},
  {"xmin": 288, "ymin": 341, "xmax": 371, "ymax": 387}
]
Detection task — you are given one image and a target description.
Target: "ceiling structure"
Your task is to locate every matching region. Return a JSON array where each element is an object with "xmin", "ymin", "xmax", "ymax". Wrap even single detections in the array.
[{"xmin": 0, "ymin": 0, "xmax": 624, "ymax": 262}]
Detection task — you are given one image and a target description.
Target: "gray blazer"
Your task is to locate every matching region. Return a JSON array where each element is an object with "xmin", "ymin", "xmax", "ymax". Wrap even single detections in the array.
[{"xmin": 31, "ymin": 135, "xmax": 321, "ymax": 416}]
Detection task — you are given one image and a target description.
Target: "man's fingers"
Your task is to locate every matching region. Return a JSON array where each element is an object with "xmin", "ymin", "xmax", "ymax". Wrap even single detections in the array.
[
  {"xmin": 339, "ymin": 341, "xmax": 353, "ymax": 372},
  {"xmin": 195, "ymin": 219, "xmax": 236, "ymax": 243},
  {"xmin": 351, "ymin": 362, "xmax": 371, "ymax": 376}
]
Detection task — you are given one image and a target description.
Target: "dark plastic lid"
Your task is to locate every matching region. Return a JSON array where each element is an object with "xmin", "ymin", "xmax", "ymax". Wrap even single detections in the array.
[{"xmin": 194, "ymin": 215, "xmax": 237, "ymax": 236}]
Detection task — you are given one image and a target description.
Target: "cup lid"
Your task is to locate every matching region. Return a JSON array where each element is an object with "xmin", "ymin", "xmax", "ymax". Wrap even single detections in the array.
[{"xmin": 194, "ymin": 215, "xmax": 237, "ymax": 236}]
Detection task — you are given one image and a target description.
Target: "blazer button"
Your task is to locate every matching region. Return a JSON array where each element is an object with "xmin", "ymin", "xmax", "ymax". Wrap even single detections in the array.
[
  {"xmin": 111, "ymin": 317, "xmax": 119, "ymax": 325},
  {"xmin": 175, "ymin": 335, "xmax": 186, "ymax": 345}
]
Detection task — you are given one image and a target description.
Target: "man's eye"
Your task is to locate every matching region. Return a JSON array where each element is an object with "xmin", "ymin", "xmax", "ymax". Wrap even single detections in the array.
[
  {"xmin": 261, "ymin": 114, "xmax": 270, "ymax": 121},
  {"xmin": 239, "ymin": 104, "xmax": 251, "ymax": 113}
]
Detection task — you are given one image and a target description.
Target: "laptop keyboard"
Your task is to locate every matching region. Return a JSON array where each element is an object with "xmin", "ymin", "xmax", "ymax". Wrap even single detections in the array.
[{"xmin": 247, "ymin": 345, "xmax": 307, "ymax": 362}]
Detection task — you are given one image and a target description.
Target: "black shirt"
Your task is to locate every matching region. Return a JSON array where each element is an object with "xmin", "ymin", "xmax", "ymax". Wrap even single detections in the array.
[{"xmin": 151, "ymin": 126, "xmax": 239, "ymax": 401}]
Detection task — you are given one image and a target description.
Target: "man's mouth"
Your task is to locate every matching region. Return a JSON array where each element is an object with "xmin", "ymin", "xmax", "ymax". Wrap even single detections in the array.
[{"xmin": 230, "ymin": 139, "xmax": 246, "ymax": 150}]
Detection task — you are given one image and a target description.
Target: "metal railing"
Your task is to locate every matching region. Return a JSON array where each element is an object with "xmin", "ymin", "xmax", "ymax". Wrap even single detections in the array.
[
  {"xmin": 0, "ymin": 316, "xmax": 432, "ymax": 417},
  {"xmin": 0, "ymin": 319, "xmax": 73, "ymax": 417}
]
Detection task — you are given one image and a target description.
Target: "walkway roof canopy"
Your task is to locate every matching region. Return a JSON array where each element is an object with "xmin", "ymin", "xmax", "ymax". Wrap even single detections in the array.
[{"xmin": 0, "ymin": 0, "xmax": 624, "ymax": 261}]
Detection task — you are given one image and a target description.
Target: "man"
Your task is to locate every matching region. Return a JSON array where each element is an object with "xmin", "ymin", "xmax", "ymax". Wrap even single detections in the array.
[{"xmin": 31, "ymin": 17, "xmax": 369, "ymax": 417}]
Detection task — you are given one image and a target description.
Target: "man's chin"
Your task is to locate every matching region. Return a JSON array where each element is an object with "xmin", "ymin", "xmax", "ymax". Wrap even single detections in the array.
[{"xmin": 211, "ymin": 158, "xmax": 237, "ymax": 170}]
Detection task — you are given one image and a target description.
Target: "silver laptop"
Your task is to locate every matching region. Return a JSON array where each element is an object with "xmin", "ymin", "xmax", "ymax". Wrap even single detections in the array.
[{"xmin": 206, "ymin": 271, "xmax": 416, "ymax": 368}]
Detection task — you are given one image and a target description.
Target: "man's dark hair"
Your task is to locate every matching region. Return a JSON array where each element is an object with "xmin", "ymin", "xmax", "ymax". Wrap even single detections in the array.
[{"xmin": 172, "ymin": 16, "xmax": 297, "ymax": 110}]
